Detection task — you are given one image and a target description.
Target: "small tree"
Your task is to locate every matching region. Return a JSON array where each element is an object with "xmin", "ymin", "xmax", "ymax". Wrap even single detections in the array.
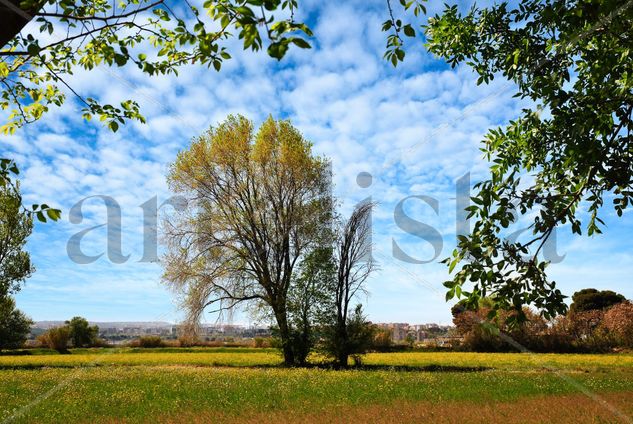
[
  {"xmin": 344, "ymin": 305, "xmax": 375, "ymax": 366},
  {"xmin": 0, "ymin": 296, "xmax": 33, "ymax": 349},
  {"xmin": 323, "ymin": 202, "xmax": 376, "ymax": 368},
  {"xmin": 66, "ymin": 317, "xmax": 99, "ymax": 348},
  {"xmin": 287, "ymin": 247, "xmax": 336, "ymax": 365},
  {"xmin": 405, "ymin": 333, "xmax": 416, "ymax": 348},
  {"xmin": 372, "ymin": 328, "xmax": 393, "ymax": 351}
]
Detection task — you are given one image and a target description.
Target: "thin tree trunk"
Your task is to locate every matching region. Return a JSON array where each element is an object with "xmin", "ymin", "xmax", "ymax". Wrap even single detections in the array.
[{"xmin": 336, "ymin": 322, "xmax": 348, "ymax": 369}]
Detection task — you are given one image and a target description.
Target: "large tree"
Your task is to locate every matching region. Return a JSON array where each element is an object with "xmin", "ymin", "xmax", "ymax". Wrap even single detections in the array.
[
  {"xmin": 162, "ymin": 115, "xmax": 330, "ymax": 365},
  {"xmin": 386, "ymin": 0, "xmax": 633, "ymax": 321},
  {"xmin": 0, "ymin": 181, "xmax": 34, "ymax": 350}
]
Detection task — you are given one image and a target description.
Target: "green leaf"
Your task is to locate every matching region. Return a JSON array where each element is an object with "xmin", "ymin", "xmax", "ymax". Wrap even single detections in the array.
[{"xmin": 291, "ymin": 38, "xmax": 311, "ymax": 49}]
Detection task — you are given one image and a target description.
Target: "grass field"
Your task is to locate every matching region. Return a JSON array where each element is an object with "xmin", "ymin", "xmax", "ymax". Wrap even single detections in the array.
[{"xmin": 1, "ymin": 348, "xmax": 632, "ymax": 423}]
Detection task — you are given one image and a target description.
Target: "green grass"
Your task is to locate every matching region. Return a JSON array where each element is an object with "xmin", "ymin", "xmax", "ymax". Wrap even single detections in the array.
[{"xmin": 0, "ymin": 348, "xmax": 632, "ymax": 423}]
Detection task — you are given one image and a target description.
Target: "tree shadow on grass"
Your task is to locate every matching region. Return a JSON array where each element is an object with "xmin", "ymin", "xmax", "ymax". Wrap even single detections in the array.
[
  {"xmin": 250, "ymin": 363, "xmax": 494, "ymax": 373},
  {"xmin": 0, "ymin": 350, "xmax": 32, "ymax": 356},
  {"xmin": 351, "ymin": 364, "xmax": 493, "ymax": 373},
  {"xmin": 0, "ymin": 362, "xmax": 494, "ymax": 372}
]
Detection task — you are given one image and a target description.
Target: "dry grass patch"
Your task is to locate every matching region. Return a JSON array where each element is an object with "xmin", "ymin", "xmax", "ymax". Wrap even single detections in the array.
[{"xmin": 169, "ymin": 391, "xmax": 633, "ymax": 424}]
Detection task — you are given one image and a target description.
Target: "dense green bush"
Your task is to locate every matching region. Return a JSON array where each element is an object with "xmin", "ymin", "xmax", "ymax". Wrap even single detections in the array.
[{"xmin": 569, "ymin": 289, "xmax": 626, "ymax": 313}]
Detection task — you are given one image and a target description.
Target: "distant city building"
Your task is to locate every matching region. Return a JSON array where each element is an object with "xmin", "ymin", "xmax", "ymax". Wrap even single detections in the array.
[
  {"xmin": 31, "ymin": 321, "xmax": 452, "ymax": 344},
  {"xmin": 374, "ymin": 323, "xmax": 453, "ymax": 343}
]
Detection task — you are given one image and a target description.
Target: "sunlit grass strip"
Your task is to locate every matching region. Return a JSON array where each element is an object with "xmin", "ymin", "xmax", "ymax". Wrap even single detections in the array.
[{"xmin": 1, "ymin": 349, "xmax": 632, "ymax": 370}]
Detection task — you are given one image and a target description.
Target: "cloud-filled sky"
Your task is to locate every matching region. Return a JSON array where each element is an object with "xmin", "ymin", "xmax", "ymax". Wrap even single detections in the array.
[{"xmin": 3, "ymin": 0, "xmax": 632, "ymax": 325}]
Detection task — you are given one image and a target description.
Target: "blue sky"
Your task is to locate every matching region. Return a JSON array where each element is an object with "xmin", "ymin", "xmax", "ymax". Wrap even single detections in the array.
[{"xmin": 3, "ymin": 0, "xmax": 633, "ymax": 325}]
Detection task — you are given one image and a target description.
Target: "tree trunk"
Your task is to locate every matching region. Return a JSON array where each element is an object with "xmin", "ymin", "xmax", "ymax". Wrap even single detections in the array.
[
  {"xmin": 335, "ymin": 322, "xmax": 349, "ymax": 368},
  {"xmin": 274, "ymin": 306, "xmax": 295, "ymax": 366},
  {"xmin": 0, "ymin": 1, "xmax": 44, "ymax": 48},
  {"xmin": 337, "ymin": 351, "xmax": 349, "ymax": 369}
]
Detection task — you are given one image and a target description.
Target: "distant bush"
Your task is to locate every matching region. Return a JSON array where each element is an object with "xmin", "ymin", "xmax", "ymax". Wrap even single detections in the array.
[
  {"xmin": 454, "ymin": 307, "xmax": 552, "ymax": 353},
  {"xmin": 178, "ymin": 335, "xmax": 198, "ymax": 347},
  {"xmin": 89, "ymin": 338, "xmax": 112, "ymax": 348},
  {"xmin": 371, "ymin": 328, "xmax": 393, "ymax": 352},
  {"xmin": 38, "ymin": 326, "xmax": 71, "ymax": 352},
  {"xmin": 129, "ymin": 336, "xmax": 164, "ymax": 348},
  {"xmin": 253, "ymin": 337, "xmax": 270, "ymax": 348},
  {"xmin": 269, "ymin": 337, "xmax": 282, "ymax": 349}
]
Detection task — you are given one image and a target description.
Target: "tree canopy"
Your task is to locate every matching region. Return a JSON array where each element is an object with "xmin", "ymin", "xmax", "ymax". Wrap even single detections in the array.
[
  {"xmin": 570, "ymin": 288, "xmax": 627, "ymax": 313},
  {"xmin": 66, "ymin": 316, "xmax": 99, "ymax": 347},
  {"xmin": 0, "ymin": 181, "xmax": 34, "ymax": 350}
]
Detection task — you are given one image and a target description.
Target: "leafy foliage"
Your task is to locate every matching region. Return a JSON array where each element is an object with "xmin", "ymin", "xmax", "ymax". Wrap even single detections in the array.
[
  {"xmin": 0, "ymin": 0, "xmax": 312, "ymax": 134},
  {"xmin": 1, "ymin": 1, "xmax": 311, "ymax": 220},
  {"xmin": 382, "ymin": 0, "xmax": 426, "ymax": 66},
  {"xmin": 603, "ymin": 301, "xmax": 633, "ymax": 347},
  {"xmin": 390, "ymin": 0, "xmax": 633, "ymax": 319},
  {"xmin": 452, "ymin": 296, "xmax": 633, "ymax": 353},
  {"xmin": 0, "ymin": 295, "xmax": 33, "ymax": 349},
  {"xmin": 0, "ymin": 159, "xmax": 62, "ymax": 224},
  {"xmin": 0, "ymin": 180, "xmax": 35, "ymax": 296},
  {"xmin": 322, "ymin": 304, "xmax": 375, "ymax": 367}
]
